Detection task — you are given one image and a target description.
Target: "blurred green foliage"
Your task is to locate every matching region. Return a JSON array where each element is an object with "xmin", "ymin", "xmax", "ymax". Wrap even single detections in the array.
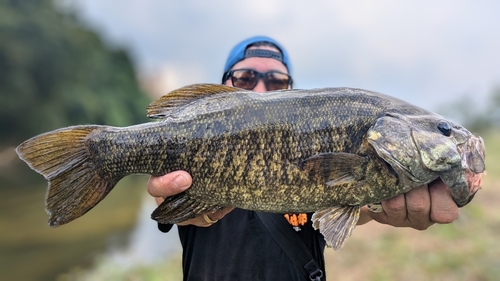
[
  {"xmin": 0, "ymin": 2, "xmax": 156, "ymax": 280},
  {"xmin": 59, "ymin": 254, "xmax": 183, "ymax": 281},
  {"xmin": 438, "ymin": 86, "xmax": 500, "ymax": 136},
  {"xmin": 0, "ymin": 0, "xmax": 151, "ymax": 146}
]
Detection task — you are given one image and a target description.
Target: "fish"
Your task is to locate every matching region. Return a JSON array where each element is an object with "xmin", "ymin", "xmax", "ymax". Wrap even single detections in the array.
[{"xmin": 16, "ymin": 83, "xmax": 485, "ymax": 250}]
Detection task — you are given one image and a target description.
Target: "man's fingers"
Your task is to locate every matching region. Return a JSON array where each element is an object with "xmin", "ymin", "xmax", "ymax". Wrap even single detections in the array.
[
  {"xmin": 362, "ymin": 182, "xmax": 459, "ymax": 230},
  {"xmin": 404, "ymin": 185, "xmax": 432, "ymax": 230},
  {"xmin": 209, "ymin": 207, "xmax": 235, "ymax": 221},
  {"xmin": 146, "ymin": 171, "xmax": 234, "ymax": 228},
  {"xmin": 147, "ymin": 171, "xmax": 192, "ymax": 198},
  {"xmin": 380, "ymin": 193, "xmax": 407, "ymax": 224},
  {"xmin": 177, "ymin": 207, "xmax": 235, "ymax": 227},
  {"xmin": 429, "ymin": 180, "xmax": 460, "ymax": 224},
  {"xmin": 366, "ymin": 186, "xmax": 431, "ymax": 229},
  {"xmin": 154, "ymin": 196, "xmax": 165, "ymax": 205}
]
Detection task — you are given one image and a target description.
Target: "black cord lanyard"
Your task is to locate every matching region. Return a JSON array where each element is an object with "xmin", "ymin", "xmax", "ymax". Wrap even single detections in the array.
[{"xmin": 256, "ymin": 212, "xmax": 324, "ymax": 281}]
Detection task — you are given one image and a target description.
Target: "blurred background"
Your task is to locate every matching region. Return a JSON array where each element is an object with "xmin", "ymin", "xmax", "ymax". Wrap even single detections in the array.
[{"xmin": 1, "ymin": 0, "xmax": 499, "ymax": 280}]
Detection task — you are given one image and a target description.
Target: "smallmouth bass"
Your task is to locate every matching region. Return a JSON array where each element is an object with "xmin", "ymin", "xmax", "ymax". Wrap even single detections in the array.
[{"xmin": 16, "ymin": 84, "xmax": 485, "ymax": 249}]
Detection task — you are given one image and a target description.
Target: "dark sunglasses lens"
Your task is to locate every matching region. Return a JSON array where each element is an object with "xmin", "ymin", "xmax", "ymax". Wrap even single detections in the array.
[
  {"xmin": 265, "ymin": 72, "xmax": 290, "ymax": 90},
  {"xmin": 231, "ymin": 70, "xmax": 258, "ymax": 90}
]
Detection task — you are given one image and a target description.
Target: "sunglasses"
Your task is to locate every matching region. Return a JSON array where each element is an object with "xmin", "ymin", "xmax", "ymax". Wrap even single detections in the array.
[{"xmin": 223, "ymin": 69, "xmax": 293, "ymax": 91}]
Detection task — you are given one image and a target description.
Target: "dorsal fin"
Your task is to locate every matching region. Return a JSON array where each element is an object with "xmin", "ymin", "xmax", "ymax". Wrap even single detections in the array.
[{"xmin": 147, "ymin": 83, "xmax": 242, "ymax": 119}]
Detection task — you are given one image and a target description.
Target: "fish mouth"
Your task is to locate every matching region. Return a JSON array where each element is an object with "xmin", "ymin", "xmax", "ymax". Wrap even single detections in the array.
[
  {"xmin": 458, "ymin": 135, "xmax": 486, "ymax": 174},
  {"xmin": 438, "ymin": 159, "xmax": 485, "ymax": 208},
  {"xmin": 465, "ymin": 169, "xmax": 483, "ymax": 196},
  {"xmin": 453, "ymin": 135, "xmax": 485, "ymax": 206}
]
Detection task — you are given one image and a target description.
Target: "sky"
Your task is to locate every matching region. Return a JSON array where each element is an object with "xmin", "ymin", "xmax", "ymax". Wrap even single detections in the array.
[{"xmin": 69, "ymin": 0, "xmax": 500, "ymax": 113}]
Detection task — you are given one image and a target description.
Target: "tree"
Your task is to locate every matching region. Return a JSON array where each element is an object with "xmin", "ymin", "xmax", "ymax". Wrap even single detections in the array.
[
  {"xmin": 0, "ymin": 0, "xmax": 151, "ymax": 146},
  {"xmin": 437, "ymin": 87, "xmax": 500, "ymax": 135},
  {"xmin": 486, "ymin": 86, "xmax": 500, "ymax": 130}
]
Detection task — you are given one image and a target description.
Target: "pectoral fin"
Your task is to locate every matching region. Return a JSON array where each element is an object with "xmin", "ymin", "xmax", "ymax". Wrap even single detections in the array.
[
  {"xmin": 299, "ymin": 153, "xmax": 368, "ymax": 186},
  {"xmin": 151, "ymin": 192, "xmax": 222, "ymax": 224},
  {"xmin": 312, "ymin": 206, "xmax": 361, "ymax": 250},
  {"xmin": 367, "ymin": 203, "xmax": 383, "ymax": 213}
]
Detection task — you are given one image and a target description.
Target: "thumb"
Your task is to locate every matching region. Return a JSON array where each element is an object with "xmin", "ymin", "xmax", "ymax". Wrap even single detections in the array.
[{"xmin": 147, "ymin": 171, "xmax": 192, "ymax": 198}]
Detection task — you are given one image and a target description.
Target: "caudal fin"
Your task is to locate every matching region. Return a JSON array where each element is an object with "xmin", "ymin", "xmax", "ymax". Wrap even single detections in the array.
[{"xmin": 16, "ymin": 125, "xmax": 117, "ymax": 227}]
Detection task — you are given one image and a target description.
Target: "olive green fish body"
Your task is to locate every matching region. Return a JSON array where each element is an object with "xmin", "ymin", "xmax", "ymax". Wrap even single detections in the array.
[
  {"xmin": 17, "ymin": 84, "xmax": 486, "ymax": 249},
  {"xmin": 86, "ymin": 88, "xmax": 410, "ymax": 210}
]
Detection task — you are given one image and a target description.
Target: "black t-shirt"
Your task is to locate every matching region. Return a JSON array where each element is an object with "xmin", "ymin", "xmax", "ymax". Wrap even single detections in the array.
[{"xmin": 162, "ymin": 209, "xmax": 326, "ymax": 281}]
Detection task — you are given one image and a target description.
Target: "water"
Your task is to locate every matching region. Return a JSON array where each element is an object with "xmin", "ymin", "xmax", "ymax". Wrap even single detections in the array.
[
  {"xmin": 0, "ymin": 173, "xmax": 151, "ymax": 281},
  {"xmin": 104, "ymin": 194, "xmax": 182, "ymax": 267}
]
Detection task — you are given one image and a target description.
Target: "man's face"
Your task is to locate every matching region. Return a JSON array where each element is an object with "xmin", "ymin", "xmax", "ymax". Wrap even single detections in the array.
[{"xmin": 224, "ymin": 46, "xmax": 290, "ymax": 93}]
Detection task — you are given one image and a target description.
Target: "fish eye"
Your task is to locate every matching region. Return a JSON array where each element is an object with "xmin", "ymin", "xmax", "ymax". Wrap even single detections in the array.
[{"xmin": 437, "ymin": 121, "xmax": 452, "ymax": 136}]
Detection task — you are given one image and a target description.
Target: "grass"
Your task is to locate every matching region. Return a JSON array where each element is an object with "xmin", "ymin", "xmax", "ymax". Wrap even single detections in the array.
[{"xmin": 58, "ymin": 255, "xmax": 183, "ymax": 281}]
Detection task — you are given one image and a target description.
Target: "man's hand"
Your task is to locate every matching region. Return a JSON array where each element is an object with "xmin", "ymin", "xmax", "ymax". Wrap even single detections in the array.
[
  {"xmin": 147, "ymin": 171, "xmax": 234, "ymax": 227},
  {"xmin": 358, "ymin": 179, "xmax": 460, "ymax": 229}
]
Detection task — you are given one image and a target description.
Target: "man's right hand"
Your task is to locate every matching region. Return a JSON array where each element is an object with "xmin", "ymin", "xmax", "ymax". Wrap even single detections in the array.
[{"xmin": 147, "ymin": 171, "xmax": 234, "ymax": 227}]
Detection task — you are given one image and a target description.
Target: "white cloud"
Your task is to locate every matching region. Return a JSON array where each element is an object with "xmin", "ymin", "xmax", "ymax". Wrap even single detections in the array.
[{"xmin": 73, "ymin": 0, "xmax": 500, "ymax": 110}]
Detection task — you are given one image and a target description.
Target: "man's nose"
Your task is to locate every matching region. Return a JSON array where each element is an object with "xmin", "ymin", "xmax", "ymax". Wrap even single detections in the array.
[{"xmin": 253, "ymin": 79, "xmax": 267, "ymax": 93}]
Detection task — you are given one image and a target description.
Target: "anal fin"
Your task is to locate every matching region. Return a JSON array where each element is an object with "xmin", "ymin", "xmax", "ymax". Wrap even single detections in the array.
[
  {"xmin": 151, "ymin": 192, "xmax": 222, "ymax": 224},
  {"xmin": 312, "ymin": 206, "xmax": 361, "ymax": 250}
]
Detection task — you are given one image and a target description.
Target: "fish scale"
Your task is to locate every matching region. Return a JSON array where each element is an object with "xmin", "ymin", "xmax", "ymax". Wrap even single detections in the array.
[{"xmin": 16, "ymin": 83, "xmax": 485, "ymax": 249}]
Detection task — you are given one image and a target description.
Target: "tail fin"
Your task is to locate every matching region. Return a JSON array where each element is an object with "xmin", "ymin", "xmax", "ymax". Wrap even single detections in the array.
[{"xmin": 16, "ymin": 125, "xmax": 117, "ymax": 227}]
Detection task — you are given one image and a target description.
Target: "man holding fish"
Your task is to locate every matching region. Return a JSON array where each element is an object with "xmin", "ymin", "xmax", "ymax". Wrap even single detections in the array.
[
  {"xmin": 18, "ymin": 35, "xmax": 483, "ymax": 280},
  {"xmin": 147, "ymin": 36, "xmax": 465, "ymax": 280}
]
